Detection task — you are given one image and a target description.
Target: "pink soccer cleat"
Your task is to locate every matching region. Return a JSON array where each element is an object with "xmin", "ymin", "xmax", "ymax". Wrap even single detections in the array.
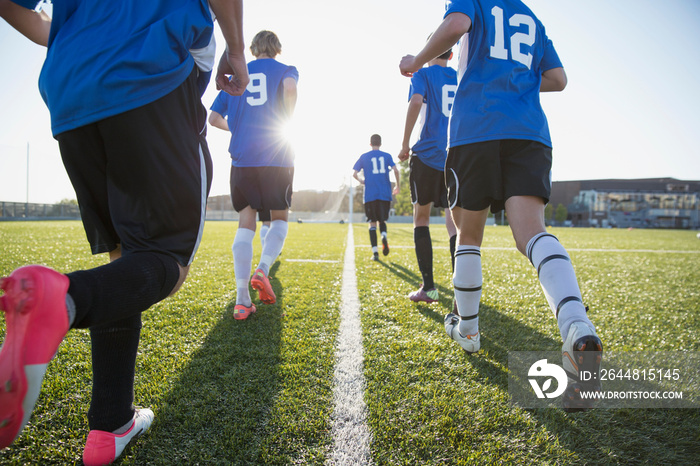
[
  {"xmin": 0, "ymin": 265, "xmax": 70, "ymax": 449},
  {"xmin": 83, "ymin": 408, "xmax": 154, "ymax": 465},
  {"xmin": 250, "ymin": 268, "xmax": 276, "ymax": 304}
]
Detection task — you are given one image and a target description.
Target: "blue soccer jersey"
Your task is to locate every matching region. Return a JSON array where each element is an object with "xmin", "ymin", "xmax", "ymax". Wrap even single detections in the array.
[
  {"xmin": 409, "ymin": 65, "xmax": 458, "ymax": 171},
  {"xmin": 444, "ymin": 0, "xmax": 563, "ymax": 148},
  {"xmin": 12, "ymin": 0, "xmax": 214, "ymax": 136},
  {"xmin": 210, "ymin": 58, "xmax": 299, "ymax": 168},
  {"xmin": 353, "ymin": 150, "xmax": 396, "ymax": 203}
]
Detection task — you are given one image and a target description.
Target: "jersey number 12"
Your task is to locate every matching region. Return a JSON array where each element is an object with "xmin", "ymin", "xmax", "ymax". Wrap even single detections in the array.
[{"xmin": 489, "ymin": 6, "xmax": 536, "ymax": 69}]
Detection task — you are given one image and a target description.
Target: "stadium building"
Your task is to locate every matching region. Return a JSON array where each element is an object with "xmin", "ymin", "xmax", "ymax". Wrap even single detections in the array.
[{"xmin": 550, "ymin": 178, "xmax": 700, "ymax": 229}]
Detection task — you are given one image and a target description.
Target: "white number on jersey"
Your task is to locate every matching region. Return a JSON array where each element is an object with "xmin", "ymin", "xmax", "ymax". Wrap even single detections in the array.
[
  {"xmin": 370, "ymin": 156, "xmax": 386, "ymax": 174},
  {"xmin": 489, "ymin": 6, "xmax": 536, "ymax": 69},
  {"xmin": 246, "ymin": 72, "xmax": 268, "ymax": 106},
  {"xmin": 442, "ymin": 84, "xmax": 457, "ymax": 117}
]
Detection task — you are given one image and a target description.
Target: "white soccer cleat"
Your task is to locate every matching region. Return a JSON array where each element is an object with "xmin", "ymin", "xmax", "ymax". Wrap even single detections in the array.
[
  {"xmin": 444, "ymin": 313, "xmax": 480, "ymax": 354},
  {"xmin": 561, "ymin": 321, "xmax": 603, "ymax": 412}
]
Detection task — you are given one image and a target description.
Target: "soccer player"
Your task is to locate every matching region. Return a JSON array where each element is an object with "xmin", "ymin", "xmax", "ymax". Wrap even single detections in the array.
[
  {"xmin": 400, "ymin": 0, "xmax": 603, "ymax": 410},
  {"xmin": 0, "ymin": 0, "xmax": 248, "ymax": 462},
  {"xmin": 258, "ymin": 210, "xmax": 271, "ymax": 250},
  {"xmin": 353, "ymin": 134, "xmax": 400, "ymax": 261},
  {"xmin": 398, "ymin": 45, "xmax": 458, "ymax": 304},
  {"xmin": 209, "ymin": 30, "xmax": 298, "ymax": 319}
]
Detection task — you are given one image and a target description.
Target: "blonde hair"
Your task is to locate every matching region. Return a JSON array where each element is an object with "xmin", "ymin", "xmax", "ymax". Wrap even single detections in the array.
[{"xmin": 250, "ymin": 30, "xmax": 282, "ymax": 58}]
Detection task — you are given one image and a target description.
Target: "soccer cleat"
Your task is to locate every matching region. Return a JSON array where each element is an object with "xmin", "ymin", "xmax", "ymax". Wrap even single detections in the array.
[
  {"xmin": 561, "ymin": 321, "xmax": 603, "ymax": 412},
  {"xmin": 408, "ymin": 286, "xmax": 438, "ymax": 303},
  {"xmin": 233, "ymin": 303, "xmax": 256, "ymax": 320},
  {"xmin": 250, "ymin": 268, "xmax": 276, "ymax": 304},
  {"xmin": 83, "ymin": 408, "xmax": 154, "ymax": 466},
  {"xmin": 382, "ymin": 237, "xmax": 389, "ymax": 256},
  {"xmin": 371, "ymin": 253, "xmax": 379, "ymax": 261},
  {"xmin": 444, "ymin": 313, "xmax": 480, "ymax": 354},
  {"xmin": 0, "ymin": 265, "xmax": 70, "ymax": 449}
]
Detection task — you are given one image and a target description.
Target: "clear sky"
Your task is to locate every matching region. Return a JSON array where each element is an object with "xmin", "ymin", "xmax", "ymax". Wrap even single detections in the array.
[{"xmin": 1, "ymin": 0, "xmax": 699, "ymax": 204}]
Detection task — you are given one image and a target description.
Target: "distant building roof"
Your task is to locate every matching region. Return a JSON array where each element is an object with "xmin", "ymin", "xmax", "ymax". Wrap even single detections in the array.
[{"xmin": 550, "ymin": 178, "xmax": 700, "ymax": 208}]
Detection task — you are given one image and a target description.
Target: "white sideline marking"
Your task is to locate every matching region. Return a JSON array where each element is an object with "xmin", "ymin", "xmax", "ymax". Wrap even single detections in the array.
[{"xmin": 330, "ymin": 225, "xmax": 372, "ymax": 465}]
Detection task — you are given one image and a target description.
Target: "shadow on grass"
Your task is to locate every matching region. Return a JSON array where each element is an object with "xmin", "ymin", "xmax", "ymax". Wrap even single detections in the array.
[
  {"xmin": 376, "ymin": 260, "xmax": 454, "ymax": 299},
  {"xmin": 455, "ymin": 305, "xmax": 700, "ymax": 464},
  {"xmin": 132, "ymin": 263, "xmax": 285, "ymax": 464}
]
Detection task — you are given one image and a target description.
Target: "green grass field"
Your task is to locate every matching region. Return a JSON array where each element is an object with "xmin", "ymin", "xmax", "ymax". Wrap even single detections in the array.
[{"xmin": 0, "ymin": 221, "xmax": 699, "ymax": 464}]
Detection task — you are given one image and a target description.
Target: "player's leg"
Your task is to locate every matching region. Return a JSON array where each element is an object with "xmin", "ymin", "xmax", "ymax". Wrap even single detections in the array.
[
  {"xmin": 503, "ymin": 139, "xmax": 602, "ymax": 410},
  {"xmin": 408, "ymin": 157, "xmax": 437, "ymax": 300},
  {"xmin": 445, "ymin": 206, "xmax": 457, "ymax": 271},
  {"xmin": 379, "ymin": 220, "xmax": 389, "ymax": 256},
  {"xmin": 449, "ymin": 206, "xmax": 488, "ymax": 350},
  {"xmin": 507, "ymin": 195, "xmax": 598, "ymax": 339},
  {"xmin": 442, "ymin": 142, "xmax": 501, "ymax": 353},
  {"xmin": 85, "ymin": 246, "xmax": 144, "ymax": 445},
  {"xmin": 366, "ymin": 200, "xmax": 380, "ymax": 260},
  {"xmin": 502, "ymin": 140, "xmax": 598, "ymax": 342},
  {"xmin": 251, "ymin": 167, "xmax": 293, "ymax": 304},
  {"xmin": 77, "ymin": 68, "xmax": 209, "ymax": 462},
  {"xmin": 377, "ymin": 200, "xmax": 390, "ymax": 256},
  {"xmin": 1, "ymin": 69, "xmax": 207, "ymax": 452},
  {"xmin": 257, "ymin": 209, "xmax": 288, "ymax": 276},
  {"xmin": 258, "ymin": 210, "xmax": 271, "ymax": 250},
  {"xmin": 409, "ymin": 202, "xmax": 437, "ymax": 302},
  {"xmin": 369, "ymin": 222, "xmax": 379, "ymax": 260},
  {"xmin": 232, "ymin": 207, "xmax": 256, "ymax": 318},
  {"xmin": 230, "ymin": 166, "xmax": 263, "ymax": 313}
]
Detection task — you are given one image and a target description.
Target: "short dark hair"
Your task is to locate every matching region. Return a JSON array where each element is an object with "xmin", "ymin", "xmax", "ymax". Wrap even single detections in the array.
[
  {"xmin": 437, "ymin": 48, "xmax": 452, "ymax": 60},
  {"xmin": 370, "ymin": 134, "xmax": 381, "ymax": 146},
  {"xmin": 427, "ymin": 33, "xmax": 452, "ymax": 61}
]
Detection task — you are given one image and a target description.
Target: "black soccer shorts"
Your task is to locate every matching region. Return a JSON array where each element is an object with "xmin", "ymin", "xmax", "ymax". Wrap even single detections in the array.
[
  {"xmin": 364, "ymin": 199, "xmax": 391, "ymax": 223},
  {"xmin": 229, "ymin": 165, "xmax": 294, "ymax": 213},
  {"xmin": 57, "ymin": 67, "xmax": 212, "ymax": 266},
  {"xmin": 410, "ymin": 155, "xmax": 448, "ymax": 208},
  {"xmin": 446, "ymin": 139, "xmax": 552, "ymax": 213}
]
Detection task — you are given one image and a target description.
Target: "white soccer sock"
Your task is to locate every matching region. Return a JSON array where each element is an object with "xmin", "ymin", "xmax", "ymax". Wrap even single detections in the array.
[
  {"xmin": 259, "ymin": 223, "xmax": 269, "ymax": 250},
  {"xmin": 526, "ymin": 232, "xmax": 592, "ymax": 340},
  {"xmin": 453, "ymin": 245, "xmax": 482, "ymax": 337},
  {"xmin": 232, "ymin": 227, "xmax": 255, "ymax": 306},
  {"xmin": 257, "ymin": 220, "xmax": 288, "ymax": 275}
]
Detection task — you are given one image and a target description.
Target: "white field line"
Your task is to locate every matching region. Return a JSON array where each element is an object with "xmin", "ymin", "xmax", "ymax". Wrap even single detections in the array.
[
  {"xmin": 354, "ymin": 245, "xmax": 700, "ymax": 254},
  {"xmin": 329, "ymin": 225, "xmax": 373, "ymax": 465}
]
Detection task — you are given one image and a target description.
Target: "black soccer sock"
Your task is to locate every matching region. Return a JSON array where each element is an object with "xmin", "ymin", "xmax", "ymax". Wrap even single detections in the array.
[
  {"xmin": 379, "ymin": 221, "xmax": 387, "ymax": 237},
  {"xmin": 414, "ymin": 226, "xmax": 434, "ymax": 289},
  {"xmin": 369, "ymin": 227, "xmax": 378, "ymax": 249},
  {"xmin": 450, "ymin": 234, "xmax": 457, "ymax": 272},
  {"xmin": 67, "ymin": 251, "xmax": 180, "ymax": 329},
  {"xmin": 87, "ymin": 313, "xmax": 142, "ymax": 432}
]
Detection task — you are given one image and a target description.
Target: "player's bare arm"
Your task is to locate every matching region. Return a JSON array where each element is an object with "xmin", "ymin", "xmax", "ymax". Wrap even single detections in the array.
[
  {"xmin": 353, "ymin": 170, "xmax": 364, "ymax": 185},
  {"xmin": 400, "ymin": 12, "xmax": 470, "ymax": 77},
  {"xmin": 392, "ymin": 165, "xmax": 401, "ymax": 195},
  {"xmin": 0, "ymin": 0, "xmax": 50, "ymax": 46},
  {"xmin": 282, "ymin": 76, "xmax": 298, "ymax": 118},
  {"xmin": 208, "ymin": 110, "xmax": 229, "ymax": 131},
  {"xmin": 540, "ymin": 67, "xmax": 567, "ymax": 92},
  {"xmin": 210, "ymin": 0, "xmax": 249, "ymax": 95},
  {"xmin": 399, "ymin": 93, "xmax": 424, "ymax": 161}
]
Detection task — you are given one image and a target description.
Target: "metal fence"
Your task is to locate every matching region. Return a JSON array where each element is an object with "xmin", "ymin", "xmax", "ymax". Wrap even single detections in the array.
[{"xmin": 0, "ymin": 202, "xmax": 80, "ymax": 220}]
